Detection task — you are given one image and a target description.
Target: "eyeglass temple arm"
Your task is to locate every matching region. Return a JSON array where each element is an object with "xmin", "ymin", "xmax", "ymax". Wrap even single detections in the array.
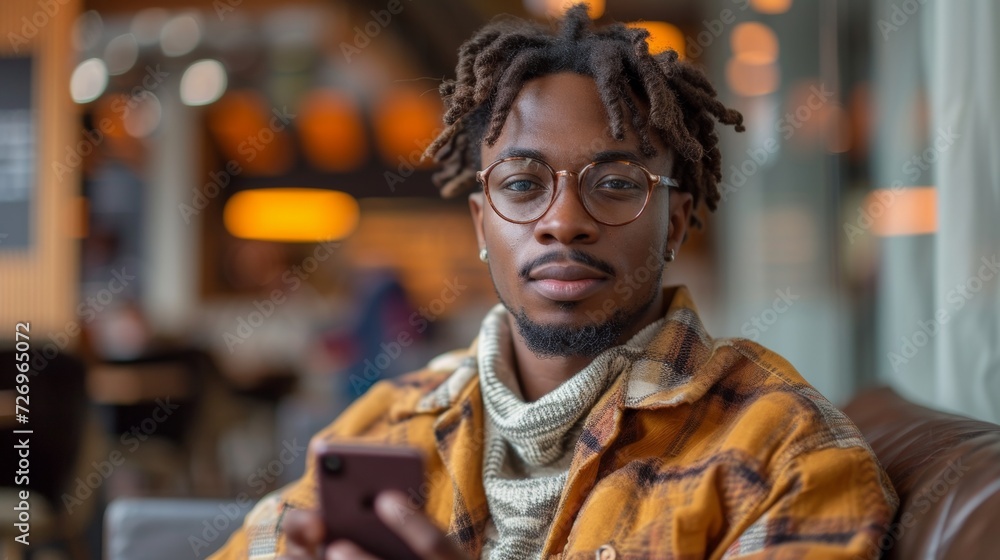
[{"xmin": 657, "ymin": 176, "xmax": 680, "ymax": 188}]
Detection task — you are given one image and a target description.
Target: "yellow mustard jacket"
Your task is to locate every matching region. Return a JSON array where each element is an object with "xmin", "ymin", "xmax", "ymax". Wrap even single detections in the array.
[{"xmin": 210, "ymin": 286, "xmax": 898, "ymax": 559}]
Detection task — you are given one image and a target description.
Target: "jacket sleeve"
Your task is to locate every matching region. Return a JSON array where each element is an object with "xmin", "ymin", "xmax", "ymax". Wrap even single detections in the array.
[
  {"xmin": 204, "ymin": 371, "xmax": 448, "ymax": 559},
  {"xmin": 207, "ymin": 526, "xmax": 248, "ymax": 560},
  {"xmin": 722, "ymin": 445, "xmax": 899, "ymax": 559},
  {"xmin": 207, "ymin": 490, "xmax": 287, "ymax": 560}
]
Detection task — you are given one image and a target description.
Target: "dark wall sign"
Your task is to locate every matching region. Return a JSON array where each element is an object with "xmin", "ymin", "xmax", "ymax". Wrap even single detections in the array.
[{"xmin": 0, "ymin": 57, "xmax": 35, "ymax": 250}]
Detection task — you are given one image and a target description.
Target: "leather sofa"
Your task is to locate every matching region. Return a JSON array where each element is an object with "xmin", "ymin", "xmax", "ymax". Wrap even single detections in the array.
[{"xmin": 842, "ymin": 387, "xmax": 1000, "ymax": 559}]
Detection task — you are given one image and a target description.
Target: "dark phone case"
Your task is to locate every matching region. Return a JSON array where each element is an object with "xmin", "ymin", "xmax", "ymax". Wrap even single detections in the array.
[{"xmin": 317, "ymin": 444, "xmax": 426, "ymax": 560}]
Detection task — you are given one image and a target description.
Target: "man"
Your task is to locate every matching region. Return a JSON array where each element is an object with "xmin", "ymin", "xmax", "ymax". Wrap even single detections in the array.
[{"xmin": 213, "ymin": 5, "xmax": 897, "ymax": 559}]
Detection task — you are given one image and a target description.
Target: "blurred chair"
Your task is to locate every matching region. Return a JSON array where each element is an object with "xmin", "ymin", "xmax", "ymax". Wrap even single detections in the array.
[
  {"xmin": 0, "ymin": 349, "xmax": 91, "ymax": 559},
  {"xmin": 843, "ymin": 387, "xmax": 1000, "ymax": 559},
  {"xmin": 104, "ymin": 498, "xmax": 249, "ymax": 560},
  {"xmin": 87, "ymin": 348, "xmax": 229, "ymax": 497}
]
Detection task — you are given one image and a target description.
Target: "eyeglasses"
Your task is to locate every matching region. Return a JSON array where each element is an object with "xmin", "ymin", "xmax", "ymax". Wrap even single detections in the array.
[{"xmin": 476, "ymin": 157, "xmax": 679, "ymax": 226}]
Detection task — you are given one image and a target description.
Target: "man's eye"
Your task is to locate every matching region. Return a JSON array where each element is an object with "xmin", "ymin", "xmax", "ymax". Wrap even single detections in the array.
[
  {"xmin": 595, "ymin": 177, "xmax": 642, "ymax": 191},
  {"xmin": 501, "ymin": 178, "xmax": 545, "ymax": 193}
]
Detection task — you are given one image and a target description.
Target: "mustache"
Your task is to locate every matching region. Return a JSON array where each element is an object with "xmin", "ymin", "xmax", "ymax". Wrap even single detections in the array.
[{"xmin": 519, "ymin": 249, "xmax": 616, "ymax": 280}]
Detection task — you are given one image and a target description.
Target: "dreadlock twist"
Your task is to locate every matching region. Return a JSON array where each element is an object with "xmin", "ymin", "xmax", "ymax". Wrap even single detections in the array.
[{"xmin": 425, "ymin": 4, "xmax": 745, "ymax": 227}]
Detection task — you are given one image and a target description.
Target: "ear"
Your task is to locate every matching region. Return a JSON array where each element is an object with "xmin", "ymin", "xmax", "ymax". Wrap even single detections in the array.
[
  {"xmin": 667, "ymin": 190, "xmax": 693, "ymax": 256},
  {"xmin": 469, "ymin": 191, "xmax": 487, "ymax": 251}
]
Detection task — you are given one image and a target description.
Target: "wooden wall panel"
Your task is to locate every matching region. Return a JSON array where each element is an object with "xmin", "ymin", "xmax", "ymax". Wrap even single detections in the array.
[{"xmin": 0, "ymin": 0, "xmax": 81, "ymax": 337}]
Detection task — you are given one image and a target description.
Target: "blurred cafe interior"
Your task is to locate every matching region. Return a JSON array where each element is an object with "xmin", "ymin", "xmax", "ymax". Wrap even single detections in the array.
[{"xmin": 0, "ymin": 0, "xmax": 998, "ymax": 557}]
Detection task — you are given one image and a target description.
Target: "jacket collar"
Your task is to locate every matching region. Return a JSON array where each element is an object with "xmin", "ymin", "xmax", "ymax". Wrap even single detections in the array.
[
  {"xmin": 397, "ymin": 285, "xmax": 731, "ymax": 558},
  {"xmin": 407, "ymin": 284, "xmax": 727, "ymax": 419}
]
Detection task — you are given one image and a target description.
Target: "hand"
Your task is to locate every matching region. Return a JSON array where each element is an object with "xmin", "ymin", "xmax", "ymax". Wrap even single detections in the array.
[{"xmin": 280, "ymin": 490, "xmax": 468, "ymax": 560}]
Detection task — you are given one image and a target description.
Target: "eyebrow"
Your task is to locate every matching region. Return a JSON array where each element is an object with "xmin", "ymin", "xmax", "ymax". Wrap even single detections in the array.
[
  {"xmin": 495, "ymin": 147, "xmax": 645, "ymax": 163},
  {"xmin": 496, "ymin": 147, "xmax": 546, "ymax": 160},
  {"xmin": 592, "ymin": 150, "xmax": 644, "ymax": 163}
]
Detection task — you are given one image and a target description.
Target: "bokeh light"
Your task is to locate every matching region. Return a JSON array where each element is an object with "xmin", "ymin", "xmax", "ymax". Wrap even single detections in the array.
[
  {"xmin": 298, "ymin": 90, "xmax": 368, "ymax": 172},
  {"xmin": 180, "ymin": 59, "xmax": 228, "ymax": 106},
  {"xmin": 726, "ymin": 58, "xmax": 780, "ymax": 97},
  {"xmin": 627, "ymin": 22, "xmax": 685, "ymax": 58},
  {"xmin": 130, "ymin": 8, "xmax": 170, "ymax": 46},
  {"xmin": 751, "ymin": 0, "xmax": 793, "ymax": 15},
  {"xmin": 372, "ymin": 88, "xmax": 442, "ymax": 168},
  {"xmin": 122, "ymin": 92, "xmax": 162, "ymax": 138},
  {"xmin": 224, "ymin": 189, "xmax": 361, "ymax": 242},
  {"xmin": 71, "ymin": 10, "xmax": 104, "ymax": 52},
  {"xmin": 731, "ymin": 22, "xmax": 779, "ymax": 64},
  {"xmin": 104, "ymin": 33, "xmax": 139, "ymax": 75},
  {"xmin": 70, "ymin": 58, "xmax": 109, "ymax": 104},
  {"xmin": 869, "ymin": 187, "xmax": 937, "ymax": 237},
  {"xmin": 160, "ymin": 14, "xmax": 201, "ymax": 57},
  {"xmin": 524, "ymin": 0, "xmax": 605, "ymax": 20}
]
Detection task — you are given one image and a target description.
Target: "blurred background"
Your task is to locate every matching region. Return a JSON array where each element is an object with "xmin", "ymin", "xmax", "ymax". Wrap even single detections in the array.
[{"xmin": 0, "ymin": 0, "xmax": 998, "ymax": 557}]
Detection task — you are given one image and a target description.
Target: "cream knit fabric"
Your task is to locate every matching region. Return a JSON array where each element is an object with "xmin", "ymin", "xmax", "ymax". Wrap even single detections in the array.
[{"xmin": 477, "ymin": 304, "xmax": 665, "ymax": 560}]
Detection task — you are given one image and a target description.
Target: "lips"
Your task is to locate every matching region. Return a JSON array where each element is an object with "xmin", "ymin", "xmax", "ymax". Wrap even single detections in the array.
[{"xmin": 528, "ymin": 263, "xmax": 609, "ymax": 301}]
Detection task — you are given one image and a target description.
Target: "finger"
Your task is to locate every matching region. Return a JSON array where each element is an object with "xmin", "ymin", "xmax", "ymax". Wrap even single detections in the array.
[
  {"xmin": 283, "ymin": 508, "xmax": 325, "ymax": 556},
  {"xmin": 375, "ymin": 490, "xmax": 464, "ymax": 560},
  {"xmin": 326, "ymin": 540, "xmax": 381, "ymax": 560}
]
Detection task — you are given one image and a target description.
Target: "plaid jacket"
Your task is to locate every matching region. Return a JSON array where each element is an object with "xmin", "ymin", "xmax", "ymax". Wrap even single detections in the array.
[{"xmin": 210, "ymin": 286, "xmax": 898, "ymax": 559}]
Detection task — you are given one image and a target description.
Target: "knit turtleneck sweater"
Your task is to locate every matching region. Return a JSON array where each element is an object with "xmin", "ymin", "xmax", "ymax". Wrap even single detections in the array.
[{"xmin": 476, "ymin": 304, "xmax": 665, "ymax": 560}]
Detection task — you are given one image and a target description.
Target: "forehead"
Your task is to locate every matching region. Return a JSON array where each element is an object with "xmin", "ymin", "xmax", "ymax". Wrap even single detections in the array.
[{"xmin": 484, "ymin": 72, "xmax": 651, "ymax": 166}]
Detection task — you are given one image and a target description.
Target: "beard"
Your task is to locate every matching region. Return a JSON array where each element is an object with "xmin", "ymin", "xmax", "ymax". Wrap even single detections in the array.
[
  {"xmin": 499, "ymin": 285, "xmax": 659, "ymax": 359},
  {"xmin": 493, "ymin": 244, "xmax": 669, "ymax": 359}
]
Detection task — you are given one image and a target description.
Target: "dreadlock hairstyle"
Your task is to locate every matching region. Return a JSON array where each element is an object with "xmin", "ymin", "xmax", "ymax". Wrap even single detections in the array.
[{"xmin": 424, "ymin": 3, "xmax": 745, "ymax": 227}]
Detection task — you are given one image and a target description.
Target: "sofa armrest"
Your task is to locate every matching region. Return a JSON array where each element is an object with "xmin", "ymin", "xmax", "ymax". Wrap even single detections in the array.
[
  {"xmin": 105, "ymin": 498, "xmax": 251, "ymax": 560},
  {"xmin": 842, "ymin": 387, "xmax": 1000, "ymax": 559}
]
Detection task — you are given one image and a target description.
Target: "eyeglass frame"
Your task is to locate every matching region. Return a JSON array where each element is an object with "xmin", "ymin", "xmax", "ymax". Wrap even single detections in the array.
[{"xmin": 475, "ymin": 156, "xmax": 680, "ymax": 226}]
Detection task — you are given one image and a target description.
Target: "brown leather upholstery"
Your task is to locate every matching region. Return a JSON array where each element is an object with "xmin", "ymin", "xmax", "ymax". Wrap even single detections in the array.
[{"xmin": 842, "ymin": 386, "xmax": 1000, "ymax": 559}]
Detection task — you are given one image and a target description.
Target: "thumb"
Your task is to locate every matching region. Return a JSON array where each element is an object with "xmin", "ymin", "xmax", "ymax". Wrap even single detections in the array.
[{"xmin": 283, "ymin": 508, "xmax": 325, "ymax": 555}]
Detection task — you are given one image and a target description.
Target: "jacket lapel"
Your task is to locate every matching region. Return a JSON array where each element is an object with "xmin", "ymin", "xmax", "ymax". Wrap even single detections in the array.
[
  {"xmin": 430, "ymin": 375, "xmax": 491, "ymax": 558},
  {"xmin": 540, "ymin": 370, "xmax": 629, "ymax": 557}
]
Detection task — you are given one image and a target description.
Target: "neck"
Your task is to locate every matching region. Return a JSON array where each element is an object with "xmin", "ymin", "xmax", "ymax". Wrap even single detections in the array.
[{"xmin": 509, "ymin": 290, "xmax": 666, "ymax": 402}]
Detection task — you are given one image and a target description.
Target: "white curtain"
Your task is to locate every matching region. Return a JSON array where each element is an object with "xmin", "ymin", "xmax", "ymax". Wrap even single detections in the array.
[
  {"xmin": 925, "ymin": 1, "xmax": 1000, "ymax": 422},
  {"xmin": 872, "ymin": 0, "xmax": 938, "ymax": 410},
  {"xmin": 874, "ymin": 0, "xmax": 1000, "ymax": 422}
]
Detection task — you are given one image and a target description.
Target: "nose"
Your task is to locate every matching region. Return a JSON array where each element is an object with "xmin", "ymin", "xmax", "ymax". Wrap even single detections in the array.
[{"xmin": 532, "ymin": 172, "xmax": 600, "ymax": 246}]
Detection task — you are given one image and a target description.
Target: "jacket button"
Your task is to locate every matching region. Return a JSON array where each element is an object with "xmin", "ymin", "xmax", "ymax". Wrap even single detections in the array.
[{"xmin": 595, "ymin": 544, "xmax": 617, "ymax": 560}]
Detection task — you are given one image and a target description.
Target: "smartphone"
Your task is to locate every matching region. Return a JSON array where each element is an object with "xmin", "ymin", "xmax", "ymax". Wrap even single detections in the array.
[{"xmin": 316, "ymin": 443, "xmax": 427, "ymax": 559}]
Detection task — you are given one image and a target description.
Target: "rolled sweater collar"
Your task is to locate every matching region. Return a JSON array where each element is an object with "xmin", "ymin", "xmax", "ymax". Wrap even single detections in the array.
[{"xmin": 476, "ymin": 303, "xmax": 665, "ymax": 466}]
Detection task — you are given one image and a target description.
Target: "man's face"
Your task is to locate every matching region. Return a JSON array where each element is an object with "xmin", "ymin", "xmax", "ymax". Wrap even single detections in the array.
[{"xmin": 469, "ymin": 72, "xmax": 692, "ymax": 358}]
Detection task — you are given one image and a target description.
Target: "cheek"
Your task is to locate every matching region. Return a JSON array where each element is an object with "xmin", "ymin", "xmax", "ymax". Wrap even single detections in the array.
[
  {"xmin": 627, "ymin": 214, "xmax": 670, "ymax": 252},
  {"xmin": 483, "ymin": 217, "xmax": 530, "ymax": 287},
  {"xmin": 612, "ymin": 223, "xmax": 669, "ymax": 280},
  {"xmin": 650, "ymin": 198, "xmax": 672, "ymax": 238},
  {"xmin": 485, "ymin": 210, "xmax": 531, "ymax": 248},
  {"xmin": 649, "ymin": 214, "xmax": 672, "ymax": 255}
]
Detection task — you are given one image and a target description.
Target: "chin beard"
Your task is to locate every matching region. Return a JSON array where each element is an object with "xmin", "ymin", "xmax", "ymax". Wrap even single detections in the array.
[{"xmin": 503, "ymin": 294, "xmax": 657, "ymax": 359}]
